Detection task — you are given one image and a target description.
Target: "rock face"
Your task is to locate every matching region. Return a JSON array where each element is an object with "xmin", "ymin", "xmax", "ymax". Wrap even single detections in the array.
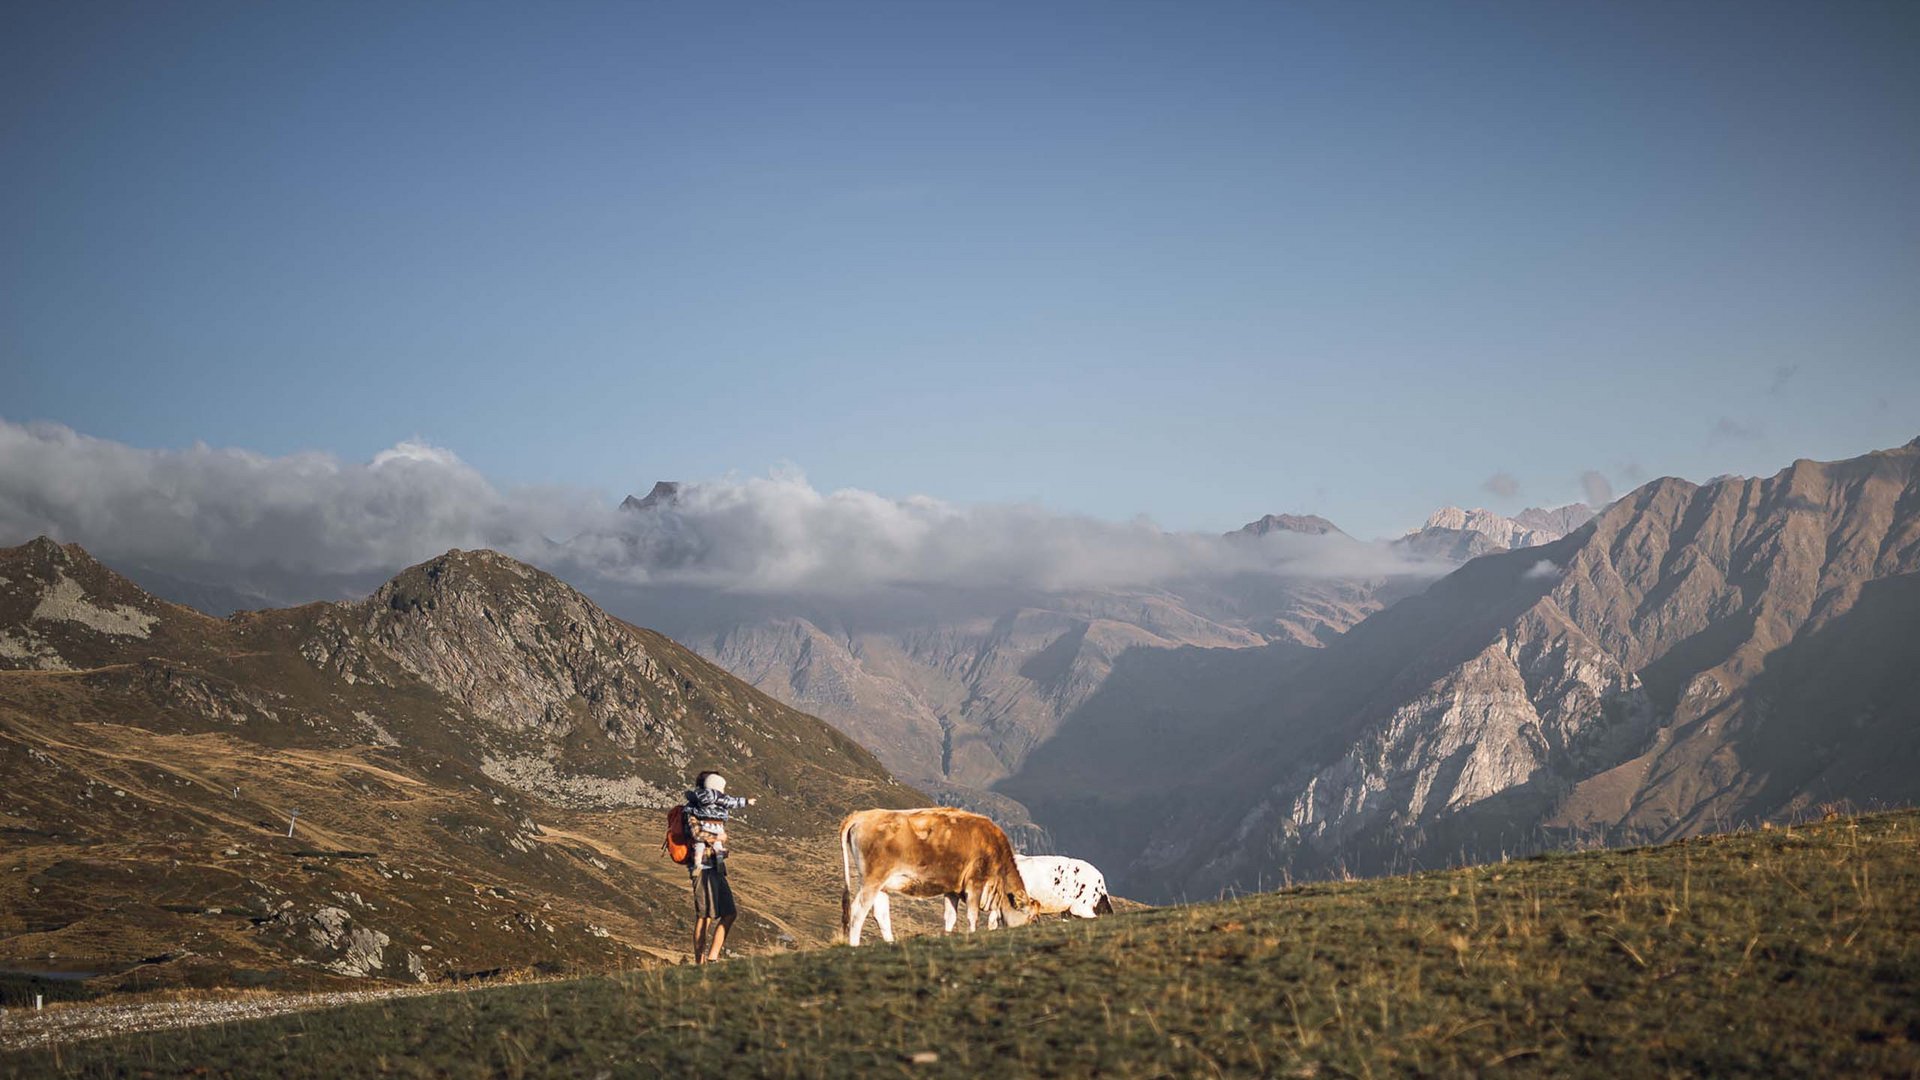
[
  {"xmin": 0, "ymin": 541, "xmax": 919, "ymax": 991},
  {"xmin": 1007, "ymin": 441, "xmax": 1920, "ymax": 901}
]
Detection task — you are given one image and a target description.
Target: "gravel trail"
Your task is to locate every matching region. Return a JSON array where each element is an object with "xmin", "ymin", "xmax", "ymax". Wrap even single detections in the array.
[{"xmin": 0, "ymin": 986, "xmax": 445, "ymax": 1052}]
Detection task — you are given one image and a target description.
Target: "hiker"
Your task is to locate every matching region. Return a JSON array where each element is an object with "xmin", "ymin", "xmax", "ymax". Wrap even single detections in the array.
[{"xmin": 686, "ymin": 770, "xmax": 756, "ymax": 963}]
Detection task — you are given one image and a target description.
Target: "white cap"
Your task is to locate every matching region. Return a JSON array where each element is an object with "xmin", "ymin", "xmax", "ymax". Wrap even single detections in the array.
[{"xmin": 703, "ymin": 773, "xmax": 727, "ymax": 793}]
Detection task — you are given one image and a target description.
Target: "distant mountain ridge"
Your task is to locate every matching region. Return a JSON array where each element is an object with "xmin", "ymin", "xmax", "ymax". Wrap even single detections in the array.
[
  {"xmin": 1233, "ymin": 513, "xmax": 1346, "ymax": 538},
  {"xmin": 1393, "ymin": 503, "xmax": 1594, "ymax": 561}
]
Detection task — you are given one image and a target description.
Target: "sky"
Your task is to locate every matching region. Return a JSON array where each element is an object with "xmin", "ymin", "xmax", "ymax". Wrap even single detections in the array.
[{"xmin": 3, "ymin": 1, "xmax": 1917, "ymax": 541}]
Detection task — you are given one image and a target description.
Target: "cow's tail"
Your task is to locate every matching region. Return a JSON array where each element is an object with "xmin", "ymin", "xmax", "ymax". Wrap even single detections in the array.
[{"xmin": 839, "ymin": 814, "xmax": 861, "ymax": 940}]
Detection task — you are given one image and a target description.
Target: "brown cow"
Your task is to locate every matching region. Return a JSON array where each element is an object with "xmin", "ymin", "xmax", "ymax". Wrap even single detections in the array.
[{"xmin": 839, "ymin": 807, "xmax": 1034, "ymax": 946}]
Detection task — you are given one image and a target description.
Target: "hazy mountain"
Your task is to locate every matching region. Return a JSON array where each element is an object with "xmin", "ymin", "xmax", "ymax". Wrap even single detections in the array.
[
  {"xmin": 1512, "ymin": 503, "xmax": 1596, "ymax": 536},
  {"xmin": 0, "ymin": 539, "xmax": 916, "ymax": 990},
  {"xmin": 620, "ymin": 481, "xmax": 682, "ymax": 513},
  {"xmin": 1005, "ymin": 440, "xmax": 1920, "ymax": 901},
  {"xmin": 1233, "ymin": 513, "xmax": 1347, "ymax": 538},
  {"xmin": 1393, "ymin": 503, "xmax": 1594, "ymax": 562}
]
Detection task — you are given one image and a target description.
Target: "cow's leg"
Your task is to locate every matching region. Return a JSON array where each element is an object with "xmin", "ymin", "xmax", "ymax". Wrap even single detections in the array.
[
  {"xmin": 942, "ymin": 894, "xmax": 960, "ymax": 934},
  {"xmin": 846, "ymin": 885, "xmax": 878, "ymax": 947},
  {"xmin": 964, "ymin": 885, "xmax": 982, "ymax": 932},
  {"xmin": 872, "ymin": 890, "xmax": 896, "ymax": 943}
]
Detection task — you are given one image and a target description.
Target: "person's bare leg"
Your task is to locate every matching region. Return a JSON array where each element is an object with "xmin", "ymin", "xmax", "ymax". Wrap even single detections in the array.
[
  {"xmin": 693, "ymin": 915, "xmax": 711, "ymax": 963},
  {"xmin": 706, "ymin": 914, "xmax": 735, "ymax": 962}
]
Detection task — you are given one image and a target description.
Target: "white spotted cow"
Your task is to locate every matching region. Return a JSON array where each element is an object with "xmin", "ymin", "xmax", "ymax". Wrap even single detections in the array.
[{"xmin": 1015, "ymin": 854, "xmax": 1115, "ymax": 919}]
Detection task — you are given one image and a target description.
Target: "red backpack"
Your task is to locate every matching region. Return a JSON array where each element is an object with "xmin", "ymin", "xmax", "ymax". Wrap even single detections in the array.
[{"xmin": 663, "ymin": 805, "xmax": 693, "ymax": 865}]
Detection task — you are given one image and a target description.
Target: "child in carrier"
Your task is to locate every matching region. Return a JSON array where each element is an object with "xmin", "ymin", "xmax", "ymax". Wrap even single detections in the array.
[{"xmin": 685, "ymin": 771, "xmax": 755, "ymax": 871}]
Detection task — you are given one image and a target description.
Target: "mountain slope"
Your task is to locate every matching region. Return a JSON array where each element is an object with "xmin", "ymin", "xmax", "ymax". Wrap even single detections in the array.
[
  {"xmin": 1008, "ymin": 440, "xmax": 1920, "ymax": 900},
  {"xmin": 0, "ymin": 540, "xmax": 919, "ymax": 993}
]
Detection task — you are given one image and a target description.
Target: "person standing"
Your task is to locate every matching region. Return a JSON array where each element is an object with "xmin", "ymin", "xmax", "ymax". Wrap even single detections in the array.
[{"xmin": 685, "ymin": 771, "xmax": 756, "ymax": 964}]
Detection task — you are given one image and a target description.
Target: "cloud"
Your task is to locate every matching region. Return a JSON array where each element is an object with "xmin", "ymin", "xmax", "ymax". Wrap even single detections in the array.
[
  {"xmin": 1578, "ymin": 470, "xmax": 1614, "ymax": 506},
  {"xmin": 0, "ymin": 421, "xmax": 602, "ymax": 578},
  {"xmin": 1480, "ymin": 472, "xmax": 1521, "ymax": 499},
  {"xmin": 567, "ymin": 469, "xmax": 1445, "ymax": 592},
  {"xmin": 1523, "ymin": 559, "xmax": 1562, "ymax": 580},
  {"xmin": 1708, "ymin": 416, "xmax": 1766, "ymax": 444},
  {"xmin": 1767, "ymin": 365, "xmax": 1798, "ymax": 395},
  {"xmin": 0, "ymin": 420, "xmax": 1445, "ymax": 597}
]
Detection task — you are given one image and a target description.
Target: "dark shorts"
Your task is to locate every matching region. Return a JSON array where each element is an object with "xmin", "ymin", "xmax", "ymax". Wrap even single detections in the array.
[{"xmin": 691, "ymin": 861, "xmax": 737, "ymax": 921}]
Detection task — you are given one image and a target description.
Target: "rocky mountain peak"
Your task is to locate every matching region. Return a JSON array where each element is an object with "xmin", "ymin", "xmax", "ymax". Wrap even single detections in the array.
[
  {"xmin": 1511, "ymin": 503, "xmax": 1595, "ymax": 536},
  {"xmin": 1397, "ymin": 503, "xmax": 1594, "ymax": 563},
  {"xmin": 0, "ymin": 536, "xmax": 197, "ymax": 671},
  {"xmin": 620, "ymin": 481, "xmax": 681, "ymax": 513},
  {"xmin": 298, "ymin": 548, "xmax": 683, "ymax": 759}
]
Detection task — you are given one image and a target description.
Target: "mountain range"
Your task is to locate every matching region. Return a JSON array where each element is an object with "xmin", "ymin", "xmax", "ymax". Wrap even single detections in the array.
[
  {"xmin": 26, "ymin": 489, "xmax": 1617, "ymax": 858},
  {"xmin": 10, "ymin": 440, "xmax": 1914, "ymax": 931},
  {"xmin": 1005, "ymin": 439, "xmax": 1920, "ymax": 900},
  {"xmin": 590, "ymin": 497, "xmax": 1594, "ymax": 847}
]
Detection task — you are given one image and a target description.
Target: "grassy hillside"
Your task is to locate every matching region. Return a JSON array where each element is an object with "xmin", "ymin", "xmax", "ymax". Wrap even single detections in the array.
[{"xmin": 10, "ymin": 811, "xmax": 1917, "ymax": 1077}]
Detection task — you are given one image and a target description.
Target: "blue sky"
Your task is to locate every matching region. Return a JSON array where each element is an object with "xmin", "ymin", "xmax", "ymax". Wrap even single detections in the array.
[{"xmin": 4, "ymin": 1, "xmax": 1916, "ymax": 539}]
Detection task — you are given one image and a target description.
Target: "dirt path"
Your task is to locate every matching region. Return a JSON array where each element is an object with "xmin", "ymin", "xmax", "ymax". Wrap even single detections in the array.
[{"xmin": 0, "ymin": 986, "xmax": 448, "ymax": 1053}]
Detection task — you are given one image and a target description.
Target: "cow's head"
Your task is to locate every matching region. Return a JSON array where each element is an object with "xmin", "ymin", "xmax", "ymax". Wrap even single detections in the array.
[{"xmin": 999, "ymin": 884, "xmax": 1036, "ymax": 928}]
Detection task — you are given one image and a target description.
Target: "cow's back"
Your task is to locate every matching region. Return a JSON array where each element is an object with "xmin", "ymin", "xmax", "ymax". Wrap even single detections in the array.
[
  {"xmin": 844, "ymin": 807, "xmax": 1020, "ymax": 898},
  {"xmin": 1016, "ymin": 855, "xmax": 1110, "ymax": 917}
]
